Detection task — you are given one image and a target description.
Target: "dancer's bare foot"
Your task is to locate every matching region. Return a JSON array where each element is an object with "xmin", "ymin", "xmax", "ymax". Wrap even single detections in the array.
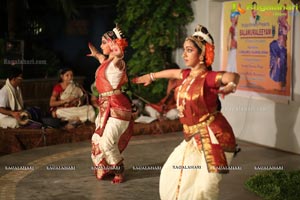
[
  {"xmin": 111, "ymin": 173, "xmax": 125, "ymax": 184},
  {"xmin": 96, "ymin": 169, "xmax": 106, "ymax": 180}
]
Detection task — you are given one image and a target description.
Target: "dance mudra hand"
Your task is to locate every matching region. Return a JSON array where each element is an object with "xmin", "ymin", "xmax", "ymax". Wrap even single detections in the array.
[
  {"xmin": 86, "ymin": 42, "xmax": 99, "ymax": 57},
  {"xmin": 132, "ymin": 74, "xmax": 152, "ymax": 86},
  {"xmin": 218, "ymin": 82, "xmax": 237, "ymax": 98}
]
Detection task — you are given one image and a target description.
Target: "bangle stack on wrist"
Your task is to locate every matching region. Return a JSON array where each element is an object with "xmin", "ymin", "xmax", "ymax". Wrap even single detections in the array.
[
  {"xmin": 227, "ymin": 82, "xmax": 237, "ymax": 93},
  {"xmin": 149, "ymin": 73, "xmax": 156, "ymax": 82}
]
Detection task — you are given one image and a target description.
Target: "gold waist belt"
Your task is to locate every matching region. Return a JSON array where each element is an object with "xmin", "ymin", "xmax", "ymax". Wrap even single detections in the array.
[
  {"xmin": 183, "ymin": 115, "xmax": 215, "ymax": 136},
  {"xmin": 99, "ymin": 89, "xmax": 121, "ymax": 97}
]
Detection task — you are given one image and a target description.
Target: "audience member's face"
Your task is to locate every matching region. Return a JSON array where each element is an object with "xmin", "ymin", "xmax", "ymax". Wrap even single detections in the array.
[
  {"xmin": 11, "ymin": 75, "xmax": 23, "ymax": 87},
  {"xmin": 61, "ymin": 70, "xmax": 73, "ymax": 83}
]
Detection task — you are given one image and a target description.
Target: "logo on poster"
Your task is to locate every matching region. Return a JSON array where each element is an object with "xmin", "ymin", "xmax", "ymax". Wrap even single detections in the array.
[
  {"xmin": 231, "ymin": 3, "xmax": 246, "ymax": 15},
  {"xmin": 231, "ymin": 2, "xmax": 299, "ymax": 17}
]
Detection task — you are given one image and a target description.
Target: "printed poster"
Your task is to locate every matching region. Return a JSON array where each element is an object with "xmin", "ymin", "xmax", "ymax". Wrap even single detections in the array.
[{"xmin": 221, "ymin": 0, "xmax": 295, "ymax": 102}]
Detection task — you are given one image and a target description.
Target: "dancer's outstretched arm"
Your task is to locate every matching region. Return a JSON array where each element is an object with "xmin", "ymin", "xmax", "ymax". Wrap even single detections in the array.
[{"xmin": 132, "ymin": 69, "xmax": 182, "ymax": 86}]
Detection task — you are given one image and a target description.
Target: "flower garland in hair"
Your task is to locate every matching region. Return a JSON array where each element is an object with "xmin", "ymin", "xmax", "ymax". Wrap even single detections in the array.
[
  {"xmin": 205, "ymin": 43, "xmax": 214, "ymax": 66},
  {"xmin": 115, "ymin": 38, "xmax": 128, "ymax": 52}
]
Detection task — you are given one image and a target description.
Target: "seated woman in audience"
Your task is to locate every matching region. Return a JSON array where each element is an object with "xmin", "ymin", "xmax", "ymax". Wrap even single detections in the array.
[{"xmin": 49, "ymin": 68, "xmax": 95, "ymax": 123}]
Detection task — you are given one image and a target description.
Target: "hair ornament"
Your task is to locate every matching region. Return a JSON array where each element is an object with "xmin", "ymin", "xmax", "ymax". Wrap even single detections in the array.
[
  {"xmin": 193, "ymin": 31, "xmax": 212, "ymax": 44},
  {"xmin": 193, "ymin": 24, "xmax": 213, "ymax": 44},
  {"xmin": 113, "ymin": 24, "xmax": 125, "ymax": 39},
  {"xmin": 205, "ymin": 43, "xmax": 215, "ymax": 66},
  {"xmin": 115, "ymin": 38, "xmax": 128, "ymax": 51}
]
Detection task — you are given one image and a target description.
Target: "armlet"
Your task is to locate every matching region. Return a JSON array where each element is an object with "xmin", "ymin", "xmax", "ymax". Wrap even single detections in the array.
[
  {"xmin": 215, "ymin": 72, "xmax": 225, "ymax": 87},
  {"xmin": 179, "ymin": 69, "xmax": 185, "ymax": 80}
]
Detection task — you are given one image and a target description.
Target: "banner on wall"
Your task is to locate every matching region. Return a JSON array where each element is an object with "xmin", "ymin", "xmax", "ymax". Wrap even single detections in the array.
[{"xmin": 221, "ymin": 0, "xmax": 295, "ymax": 102}]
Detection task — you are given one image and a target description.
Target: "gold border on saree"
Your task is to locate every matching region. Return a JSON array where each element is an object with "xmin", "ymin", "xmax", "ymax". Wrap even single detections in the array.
[
  {"xmin": 99, "ymin": 89, "xmax": 121, "ymax": 97},
  {"xmin": 183, "ymin": 115, "xmax": 215, "ymax": 136}
]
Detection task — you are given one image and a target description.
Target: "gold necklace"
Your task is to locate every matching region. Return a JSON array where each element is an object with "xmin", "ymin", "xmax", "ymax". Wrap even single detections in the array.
[
  {"xmin": 189, "ymin": 68, "xmax": 206, "ymax": 77},
  {"xmin": 176, "ymin": 70, "xmax": 206, "ymax": 118}
]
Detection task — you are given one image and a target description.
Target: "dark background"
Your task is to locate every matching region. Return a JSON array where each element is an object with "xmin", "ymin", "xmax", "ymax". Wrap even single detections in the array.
[{"xmin": 0, "ymin": 0, "xmax": 119, "ymax": 90}]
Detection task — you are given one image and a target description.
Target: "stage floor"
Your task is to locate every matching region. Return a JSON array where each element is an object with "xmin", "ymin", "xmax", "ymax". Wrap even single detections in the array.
[
  {"xmin": 0, "ymin": 120, "xmax": 183, "ymax": 155},
  {"xmin": 0, "ymin": 132, "xmax": 299, "ymax": 200}
]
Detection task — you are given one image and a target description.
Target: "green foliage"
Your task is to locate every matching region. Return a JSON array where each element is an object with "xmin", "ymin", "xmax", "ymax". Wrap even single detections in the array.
[
  {"xmin": 115, "ymin": 0, "xmax": 194, "ymax": 102},
  {"xmin": 245, "ymin": 170, "xmax": 300, "ymax": 200}
]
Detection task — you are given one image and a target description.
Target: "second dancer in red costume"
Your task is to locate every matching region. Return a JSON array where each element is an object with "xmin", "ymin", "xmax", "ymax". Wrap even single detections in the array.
[{"xmin": 87, "ymin": 25, "xmax": 133, "ymax": 184}]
